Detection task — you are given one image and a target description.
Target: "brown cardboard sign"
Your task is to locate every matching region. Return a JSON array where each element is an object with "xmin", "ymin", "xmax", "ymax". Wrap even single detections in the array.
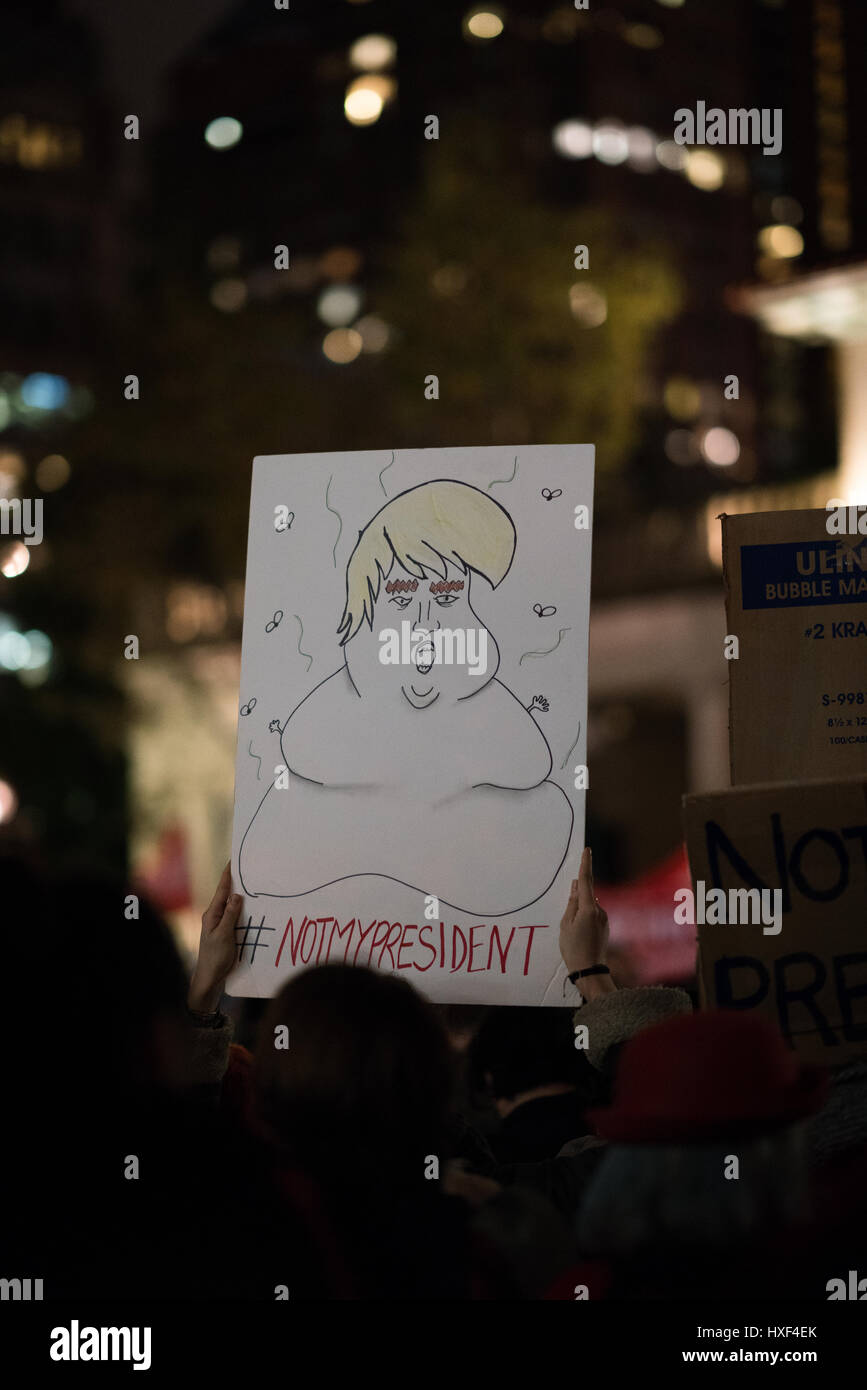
[
  {"xmin": 723, "ymin": 508, "xmax": 867, "ymax": 785},
  {"xmin": 684, "ymin": 776, "xmax": 867, "ymax": 1064}
]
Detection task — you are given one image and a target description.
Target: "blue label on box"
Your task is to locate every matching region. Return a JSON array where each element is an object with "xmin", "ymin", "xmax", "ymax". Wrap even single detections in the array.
[{"xmin": 739, "ymin": 540, "xmax": 867, "ymax": 610}]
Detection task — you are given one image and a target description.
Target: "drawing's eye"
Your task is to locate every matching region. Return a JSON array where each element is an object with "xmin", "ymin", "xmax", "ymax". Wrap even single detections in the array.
[
  {"xmin": 434, "ymin": 594, "xmax": 459, "ymax": 607},
  {"xmin": 389, "ymin": 594, "xmax": 412, "ymax": 609}
]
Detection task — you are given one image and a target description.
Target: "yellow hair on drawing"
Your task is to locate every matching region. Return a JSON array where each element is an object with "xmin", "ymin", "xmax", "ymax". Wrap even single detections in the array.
[{"xmin": 338, "ymin": 479, "xmax": 516, "ymax": 644}]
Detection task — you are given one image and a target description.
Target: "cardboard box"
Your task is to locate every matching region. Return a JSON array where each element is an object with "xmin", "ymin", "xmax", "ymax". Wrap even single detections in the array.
[
  {"xmin": 723, "ymin": 508, "xmax": 867, "ymax": 785},
  {"xmin": 683, "ymin": 775, "xmax": 867, "ymax": 1064}
]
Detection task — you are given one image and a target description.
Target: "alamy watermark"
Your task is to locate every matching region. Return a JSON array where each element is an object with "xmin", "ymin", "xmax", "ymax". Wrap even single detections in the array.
[
  {"xmin": 50, "ymin": 1320, "xmax": 151, "ymax": 1370},
  {"xmin": 0, "ymin": 498, "xmax": 43, "ymax": 545},
  {"xmin": 674, "ymin": 882, "xmax": 782, "ymax": 935},
  {"xmin": 673, "ymin": 102, "xmax": 782, "ymax": 157},
  {"xmin": 825, "ymin": 500, "xmax": 867, "ymax": 536},
  {"xmin": 378, "ymin": 619, "xmax": 488, "ymax": 677},
  {"xmin": 1, "ymin": 1275, "xmax": 43, "ymax": 1300}
]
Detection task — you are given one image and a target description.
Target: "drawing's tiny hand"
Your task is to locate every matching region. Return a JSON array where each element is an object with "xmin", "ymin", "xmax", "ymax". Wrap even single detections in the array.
[
  {"xmin": 559, "ymin": 847, "xmax": 615, "ymax": 999},
  {"xmin": 188, "ymin": 862, "xmax": 243, "ymax": 1014}
]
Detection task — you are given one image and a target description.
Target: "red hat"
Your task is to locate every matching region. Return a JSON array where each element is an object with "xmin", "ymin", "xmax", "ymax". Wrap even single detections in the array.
[{"xmin": 588, "ymin": 1010, "xmax": 829, "ymax": 1144}]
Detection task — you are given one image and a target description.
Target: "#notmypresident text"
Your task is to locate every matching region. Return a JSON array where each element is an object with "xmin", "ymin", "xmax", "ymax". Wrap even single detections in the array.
[{"xmin": 49, "ymin": 1321, "xmax": 152, "ymax": 1371}]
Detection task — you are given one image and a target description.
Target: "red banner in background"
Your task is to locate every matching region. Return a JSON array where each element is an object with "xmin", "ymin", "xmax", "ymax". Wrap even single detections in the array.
[
  {"xmin": 135, "ymin": 824, "xmax": 193, "ymax": 913},
  {"xmin": 597, "ymin": 848, "xmax": 696, "ymax": 987}
]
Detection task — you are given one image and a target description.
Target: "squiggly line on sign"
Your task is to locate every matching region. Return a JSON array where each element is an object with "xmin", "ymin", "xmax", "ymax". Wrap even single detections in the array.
[
  {"xmin": 488, "ymin": 455, "xmax": 518, "ymax": 492},
  {"xmin": 325, "ymin": 473, "xmax": 342, "ymax": 567},
  {"xmin": 294, "ymin": 615, "xmax": 313, "ymax": 671},
  {"xmin": 518, "ymin": 626, "xmax": 571, "ymax": 667},
  {"xmin": 560, "ymin": 720, "xmax": 582, "ymax": 771},
  {"xmin": 247, "ymin": 740, "xmax": 262, "ymax": 781},
  {"xmin": 378, "ymin": 450, "xmax": 396, "ymax": 496}
]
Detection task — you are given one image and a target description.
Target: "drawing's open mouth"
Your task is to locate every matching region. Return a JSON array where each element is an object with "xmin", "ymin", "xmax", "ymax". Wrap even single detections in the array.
[{"xmin": 414, "ymin": 643, "xmax": 435, "ymax": 675}]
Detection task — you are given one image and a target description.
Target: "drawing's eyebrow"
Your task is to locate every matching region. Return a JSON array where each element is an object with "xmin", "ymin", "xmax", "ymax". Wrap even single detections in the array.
[
  {"xmin": 429, "ymin": 580, "xmax": 464, "ymax": 593},
  {"xmin": 385, "ymin": 578, "xmax": 418, "ymax": 593}
]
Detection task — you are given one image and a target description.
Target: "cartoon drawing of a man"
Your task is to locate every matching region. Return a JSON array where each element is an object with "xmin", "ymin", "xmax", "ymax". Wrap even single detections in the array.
[{"xmin": 239, "ymin": 479, "xmax": 572, "ymax": 913}]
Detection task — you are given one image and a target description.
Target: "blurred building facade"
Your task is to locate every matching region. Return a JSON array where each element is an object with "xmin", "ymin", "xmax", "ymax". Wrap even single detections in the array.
[
  {"xmin": 0, "ymin": 0, "xmax": 130, "ymax": 866},
  {"xmin": 3, "ymin": 1, "xmax": 866, "ymax": 973}
]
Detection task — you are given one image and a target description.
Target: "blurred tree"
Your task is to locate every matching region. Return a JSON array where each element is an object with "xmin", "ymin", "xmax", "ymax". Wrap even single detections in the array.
[
  {"xmin": 374, "ymin": 111, "xmax": 682, "ymax": 470},
  {"xmin": 68, "ymin": 111, "xmax": 681, "ymax": 650}
]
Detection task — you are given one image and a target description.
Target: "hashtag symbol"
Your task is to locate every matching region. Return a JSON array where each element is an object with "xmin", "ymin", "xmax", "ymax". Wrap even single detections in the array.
[{"xmin": 235, "ymin": 914, "xmax": 273, "ymax": 964}]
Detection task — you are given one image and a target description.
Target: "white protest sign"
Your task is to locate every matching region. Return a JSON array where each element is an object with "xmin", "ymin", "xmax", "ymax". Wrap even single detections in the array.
[{"xmin": 228, "ymin": 445, "xmax": 594, "ymax": 1004}]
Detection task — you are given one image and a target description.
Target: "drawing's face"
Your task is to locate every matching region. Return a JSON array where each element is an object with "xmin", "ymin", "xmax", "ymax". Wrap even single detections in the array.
[{"xmin": 345, "ymin": 560, "xmax": 499, "ymax": 709}]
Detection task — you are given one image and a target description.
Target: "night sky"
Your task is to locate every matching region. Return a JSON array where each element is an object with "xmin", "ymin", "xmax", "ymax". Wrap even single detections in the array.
[{"xmin": 67, "ymin": 0, "xmax": 236, "ymax": 118}]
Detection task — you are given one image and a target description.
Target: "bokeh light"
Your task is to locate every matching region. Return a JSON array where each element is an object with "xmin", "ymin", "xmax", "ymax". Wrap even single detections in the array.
[
  {"xmin": 656, "ymin": 139, "xmax": 686, "ymax": 171},
  {"xmin": 317, "ymin": 284, "xmax": 364, "ymax": 327},
  {"xmin": 21, "ymin": 373, "xmax": 69, "ymax": 410},
  {"xmin": 0, "ymin": 779, "xmax": 17, "ymax": 825},
  {"xmin": 626, "ymin": 126, "xmax": 657, "ymax": 172},
  {"xmin": 1, "ymin": 542, "xmax": 30, "ymax": 579},
  {"xmin": 319, "ymin": 246, "xmax": 363, "ymax": 280},
  {"xmin": 204, "ymin": 117, "xmax": 242, "ymax": 150},
  {"xmin": 209, "ymin": 278, "xmax": 247, "ymax": 312},
  {"xmin": 431, "ymin": 264, "xmax": 469, "ymax": 297},
  {"xmin": 23, "ymin": 628, "xmax": 52, "ymax": 670},
  {"xmin": 344, "ymin": 75, "xmax": 395, "ymax": 126},
  {"xmin": 757, "ymin": 224, "xmax": 804, "ymax": 259},
  {"xmin": 0, "ymin": 450, "xmax": 25, "ymax": 495},
  {"xmin": 665, "ymin": 429, "xmax": 699, "ymax": 466},
  {"xmin": 700, "ymin": 427, "xmax": 740, "ymax": 466},
  {"xmin": 569, "ymin": 284, "xmax": 608, "ymax": 327},
  {"xmin": 36, "ymin": 454, "xmax": 70, "ymax": 491},
  {"xmin": 593, "ymin": 122, "xmax": 630, "ymax": 166},
  {"xmin": 322, "ymin": 328, "xmax": 363, "ymax": 363},
  {"xmin": 624, "ymin": 24, "xmax": 663, "ymax": 50},
  {"xmin": 552, "ymin": 120, "xmax": 593, "ymax": 159},
  {"xmin": 0, "ymin": 629, "xmax": 30, "ymax": 668},
  {"xmin": 464, "ymin": 10, "xmax": 504, "ymax": 40},
  {"xmin": 349, "ymin": 34, "xmax": 397, "ymax": 70},
  {"xmin": 356, "ymin": 315, "xmax": 391, "ymax": 352},
  {"xmin": 684, "ymin": 149, "xmax": 726, "ymax": 190}
]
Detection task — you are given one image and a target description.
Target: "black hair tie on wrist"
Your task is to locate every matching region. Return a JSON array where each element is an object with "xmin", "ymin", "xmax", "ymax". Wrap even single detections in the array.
[
  {"xmin": 567, "ymin": 964, "xmax": 610, "ymax": 985},
  {"xmin": 564, "ymin": 963, "xmax": 611, "ymax": 998}
]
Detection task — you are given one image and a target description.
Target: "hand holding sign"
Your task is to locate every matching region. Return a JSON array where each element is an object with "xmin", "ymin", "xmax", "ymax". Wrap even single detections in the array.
[
  {"xmin": 189, "ymin": 863, "xmax": 243, "ymax": 1014},
  {"xmin": 559, "ymin": 847, "xmax": 615, "ymax": 1000}
]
